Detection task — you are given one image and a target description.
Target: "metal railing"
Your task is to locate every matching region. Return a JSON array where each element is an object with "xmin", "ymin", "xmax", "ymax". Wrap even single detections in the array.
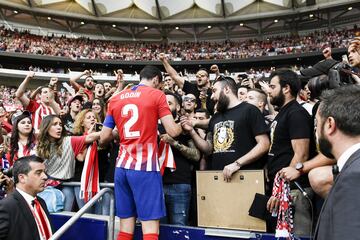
[
  {"xmin": 49, "ymin": 187, "xmax": 115, "ymax": 240},
  {"xmin": 61, "ymin": 182, "xmax": 114, "ymax": 188}
]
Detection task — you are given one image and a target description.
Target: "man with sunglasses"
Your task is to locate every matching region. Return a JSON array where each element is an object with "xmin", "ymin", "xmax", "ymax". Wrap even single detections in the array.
[
  {"xmin": 182, "ymin": 94, "xmax": 197, "ymax": 118},
  {"xmin": 159, "ymin": 53, "xmax": 215, "ymax": 114}
]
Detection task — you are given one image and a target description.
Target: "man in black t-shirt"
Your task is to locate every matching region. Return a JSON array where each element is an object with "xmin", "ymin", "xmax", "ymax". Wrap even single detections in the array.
[
  {"xmin": 160, "ymin": 53, "xmax": 215, "ymax": 114},
  {"xmin": 160, "ymin": 92, "xmax": 200, "ymax": 226},
  {"xmin": 182, "ymin": 93, "xmax": 197, "ymax": 118},
  {"xmin": 181, "ymin": 77, "xmax": 270, "ymax": 181},
  {"xmin": 266, "ymin": 69, "xmax": 315, "ymax": 236}
]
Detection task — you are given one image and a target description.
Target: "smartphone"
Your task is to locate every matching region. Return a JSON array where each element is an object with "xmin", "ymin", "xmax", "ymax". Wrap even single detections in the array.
[
  {"xmin": 342, "ymin": 54, "xmax": 349, "ymax": 63},
  {"xmin": 95, "ymin": 123, "xmax": 103, "ymax": 132}
]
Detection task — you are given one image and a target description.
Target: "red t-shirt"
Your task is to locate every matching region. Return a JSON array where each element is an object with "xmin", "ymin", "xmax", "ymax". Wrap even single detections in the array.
[
  {"xmin": 26, "ymin": 100, "xmax": 55, "ymax": 133},
  {"xmin": 71, "ymin": 136, "xmax": 87, "ymax": 156}
]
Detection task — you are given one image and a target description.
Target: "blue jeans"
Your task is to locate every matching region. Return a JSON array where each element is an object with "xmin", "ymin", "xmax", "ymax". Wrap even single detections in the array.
[
  {"xmin": 62, "ymin": 186, "xmax": 112, "ymax": 215},
  {"xmin": 162, "ymin": 184, "xmax": 191, "ymax": 226},
  {"xmin": 94, "ymin": 188, "xmax": 112, "ymax": 215},
  {"xmin": 61, "ymin": 186, "xmax": 87, "ymax": 211}
]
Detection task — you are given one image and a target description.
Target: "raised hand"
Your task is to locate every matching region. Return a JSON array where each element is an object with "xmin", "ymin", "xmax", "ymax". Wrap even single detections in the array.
[
  {"xmin": 114, "ymin": 69, "xmax": 124, "ymax": 82},
  {"xmin": 83, "ymin": 69, "xmax": 92, "ymax": 76},
  {"xmin": 27, "ymin": 71, "xmax": 35, "ymax": 79},
  {"xmin": 49, "ymin": 77, "xmax": 58, "ymax": 85},
  {"xmin": 259, "ymin": 80, "xmax": 270, "ymax": 94},
  {"xmin": 322, "ymin": 46, "xmax": 332, "ymax": 60},
  {"xmin": 210, "ymin": 64, "xmax": 219, "ymax": 74},
  {"xmin": 158, "ymin": 53, "xmax": 166, "ymax": 62}
]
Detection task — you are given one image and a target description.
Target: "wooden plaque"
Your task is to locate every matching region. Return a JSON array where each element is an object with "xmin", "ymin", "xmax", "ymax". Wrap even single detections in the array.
[{"xmin": 197, "ymin": 170, "xmax": 266, "ymax": 232}]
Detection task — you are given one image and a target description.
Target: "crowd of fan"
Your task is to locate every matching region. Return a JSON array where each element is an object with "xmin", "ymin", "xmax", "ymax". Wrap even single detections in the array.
[
  {"xmin": 0, "ymin": 63, "xmax": 270, "ymax": 218},
  {"xmin": 0, "ymin": 35, "xmax": 360, "ymax": 238},
  {"xmin": 0, "ymin": 60, "xmax": 329, "ymax": 222},
  {"xmin": 0, "ymin": 25, "xmax": 357, "ymax": 61}
]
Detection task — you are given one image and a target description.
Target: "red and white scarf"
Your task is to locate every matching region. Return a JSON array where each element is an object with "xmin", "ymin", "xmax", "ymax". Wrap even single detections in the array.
[
  {"xmin": 80, "ymin": 141, "xmax": 100, "ymax": 202},
  {"xmin": 271, "ymin": 172, "xmax": 294, "ymax": 239},
  {"xmin": 158, "ymin": 139, "xmax": 176, "ymax": 175}
]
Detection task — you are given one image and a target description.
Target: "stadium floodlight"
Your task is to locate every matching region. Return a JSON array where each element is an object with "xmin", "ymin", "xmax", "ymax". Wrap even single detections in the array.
[
  {"xmin": 348, "ymin": 6, "xmax": 352, "ymax": 10},
  {"xmin": 309, "ymin": 14, "xmax": 314, "ymax": 18},
  {"xmin": 274, "ymin": 19, "xmax": 278, "ymax": 23},
  {"xmin": 112, "ymin": 24, "xmax": 116, "ymax": 27},
  {"xmin": 240, "ymin": 23, "xmax": 244, "ymax": 26},
  {"xmin": 81, "ymin": 21, "xmax": 85, "ymax": 25},
  {"xmin": 208, "ymin": 25, "xmax": 211, "ymax": 29},
  {"xmin": 14, "ymin": 10, "xmax": 18, "ymax": 14},
  {"xmin": 175, "ymin": 26, "xmax": 179, "ymax": 30},
  {"xmin": 144, "ymin": 26, "xmax": 148, "ymax": 30},
  {"xmin": 48, "ymin": 17, "xmax": 52, "ymax": 20}
]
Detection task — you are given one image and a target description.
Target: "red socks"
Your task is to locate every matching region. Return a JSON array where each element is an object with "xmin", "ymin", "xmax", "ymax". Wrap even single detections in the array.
[
  {"xmin": 143, "ymin": 233, "xmax": 159, "ymax": 240},
  {"xmin": 117, "ymin": 231, "xmax": 158, "ymax": 240},
  {"xmin": 117, "ymin": 231, "xmax": 133, "ymax": 240}
]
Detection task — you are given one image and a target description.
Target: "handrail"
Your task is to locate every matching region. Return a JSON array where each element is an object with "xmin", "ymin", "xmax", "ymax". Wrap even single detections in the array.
[
  {"xmin": 61, "ymin": 181, "xmax": 114, "ymax": 188},
  {"xmin": 49, "ymin": 188, "xmax": 115, "ymax": 240},
  {"xmin": 204, "ymin": 228, "xmax": 256, "ymax": 239}
]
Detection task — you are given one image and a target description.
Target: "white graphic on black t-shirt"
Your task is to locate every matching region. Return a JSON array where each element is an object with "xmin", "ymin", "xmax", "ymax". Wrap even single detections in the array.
[
  {"xmin": 268, "ymin": 120, "xmax": 277, "ymax": 156},
  {"xmin": 213, "ymin": 120, "xmax": 235, "ymax": 153}
]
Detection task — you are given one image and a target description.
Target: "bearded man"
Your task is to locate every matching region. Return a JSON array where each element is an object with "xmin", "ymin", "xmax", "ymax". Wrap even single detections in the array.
[
  {"xmin": 181, "ymin": 76, "xmax": 269, "ymax": 181},
  {"xmin": 266, "ymin": 69, "xmax": 316, "ymax": 236}
]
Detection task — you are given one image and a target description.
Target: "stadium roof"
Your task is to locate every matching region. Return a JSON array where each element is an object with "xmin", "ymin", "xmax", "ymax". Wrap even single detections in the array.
[
  {"xmin": 0, "ymin": 0, "xmax": 359, "ymax": 40},
  {"xmin": 0, "ymin": 0, "xmax": 309, "ymax": 20}
]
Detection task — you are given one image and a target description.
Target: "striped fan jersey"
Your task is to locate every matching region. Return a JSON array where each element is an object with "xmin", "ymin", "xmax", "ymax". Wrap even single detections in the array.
[
  {"xmin": 5, "ymin": 142, "xmax": 37, "ymax": 165},
  {"xmin": 26, "ymin": 100, "xmax": 55, "ymax": 133},
  {"xmin": 104, "ymin": 85, "xmax": 171, "ymax": 172}
]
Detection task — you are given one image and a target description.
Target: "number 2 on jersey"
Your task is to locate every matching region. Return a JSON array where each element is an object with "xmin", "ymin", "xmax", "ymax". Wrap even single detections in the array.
[{"xmin": 122, "ymin": 104, "xmax": 140, "ymax": 138}]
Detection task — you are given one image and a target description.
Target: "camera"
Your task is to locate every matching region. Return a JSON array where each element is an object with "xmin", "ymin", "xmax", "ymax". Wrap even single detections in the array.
[
  {"xmin": 95, "ymin": 123, "xmax": 103, "ymax": 132},
  {"xmin": 1, "ymin": 168, "xmax": 12, "ymax": 178},
  {"xmin": 301, "ymin": 59, "xmax": 357, "ymax": 89},
  {"xmin": 0, "ymin": 167, "xmax": 12, "ymax": 189},
  {"xmin": 328, "ymin": 62, "xmax": 357, "ymax": 88}
]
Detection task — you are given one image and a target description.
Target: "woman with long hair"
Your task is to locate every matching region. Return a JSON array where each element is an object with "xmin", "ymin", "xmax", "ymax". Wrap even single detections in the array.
[
  {"xmin": 6, "ymin": 111, "xmax": 36, "ymax": 165},
  {"xmin": 37, "ymin": 114, "xmax": 101, "ymax": 211},
  {"xmin": 91, "ymin": 98, "xmax": 106, "ymax": 122},
  {"xmin": 62, "ymin": 109, "xmax": 101, "ymax": 211},
  {"xmin": 37, "ymin": 114, "xmax": 100, "ymax": 180}
]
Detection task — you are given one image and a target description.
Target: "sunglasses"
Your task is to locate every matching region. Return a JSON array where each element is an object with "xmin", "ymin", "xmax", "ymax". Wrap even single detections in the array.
[
  {"xmin": 196, "ymin": 74, "xmax": 207, "ymax": 78},
  {"xmin": 183, "ymin": 97, "xmax": 196, "ymax": 103}
]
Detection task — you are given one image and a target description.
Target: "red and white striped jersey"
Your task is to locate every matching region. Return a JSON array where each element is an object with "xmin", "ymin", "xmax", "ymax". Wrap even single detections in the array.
[
  {"xmin": 104, "ymin": 85, "xmax": 171, "ymax": 172},
  {"xmin": 5, "ymin": 141, "xmax": 37, "ymax": 166},
  {"xmin": 26, "ymin": 100, "xmax": 55, "ymax": 133},
  {"xmin": 16, "ymin": 142, "xmax": 37, "ymax": 159}
]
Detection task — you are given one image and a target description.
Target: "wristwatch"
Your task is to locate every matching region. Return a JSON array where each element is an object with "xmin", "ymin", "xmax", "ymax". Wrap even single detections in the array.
[
  {"xmin": 235, "ymin": 161, "xmax": 242, "ymax": 168},
  {"xmin": 295, "ymin": 162, "xmax": 304, "ymax": 174}
]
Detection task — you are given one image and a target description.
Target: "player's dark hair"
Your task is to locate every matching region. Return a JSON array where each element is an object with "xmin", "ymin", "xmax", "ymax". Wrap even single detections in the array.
[{"xmin": 140, "ymin": 65, "xmax": 163, "ymax": 82}]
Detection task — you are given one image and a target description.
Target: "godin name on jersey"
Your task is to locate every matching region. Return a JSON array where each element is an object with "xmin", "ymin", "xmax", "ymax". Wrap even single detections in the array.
[{"xmin": 120, "ymin": 91, "xmax": 141, "ymax": 99}]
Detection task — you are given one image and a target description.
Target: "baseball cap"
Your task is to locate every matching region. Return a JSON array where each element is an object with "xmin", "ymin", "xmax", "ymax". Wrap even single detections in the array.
[
  {"xmin": 11, "ymin": 110, "xmax": 31, "ymax": 126},
  {"xmin": 67, "ymin": 95, "xmax": 84, "ymax": 106},
  {"xmin": 300, "ymin": 59, "xmax": 339, "ymax": 78}
]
